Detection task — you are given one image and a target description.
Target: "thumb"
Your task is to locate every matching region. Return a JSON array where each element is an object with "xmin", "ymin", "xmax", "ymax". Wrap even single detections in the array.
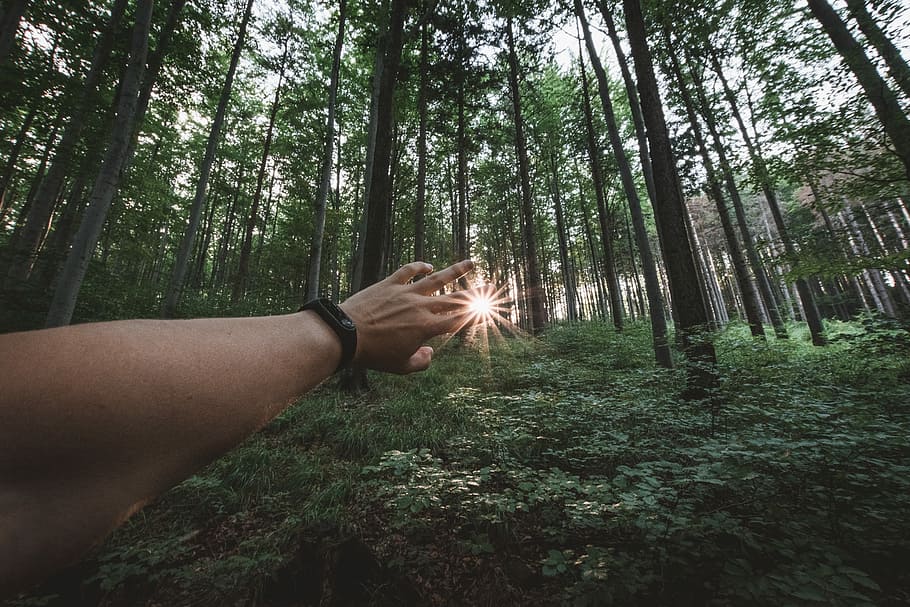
[{"xmin": 401, "ymin": 346, "xmax": 434, "ymax": 374}]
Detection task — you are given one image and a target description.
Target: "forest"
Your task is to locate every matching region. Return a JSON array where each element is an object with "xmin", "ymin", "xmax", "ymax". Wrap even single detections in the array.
[{"xmin": 1, "ymin": 0, "xmax": 909, "ymax": 604}]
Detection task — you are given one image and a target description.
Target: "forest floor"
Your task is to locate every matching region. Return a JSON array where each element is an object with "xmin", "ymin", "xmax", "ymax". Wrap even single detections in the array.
[{"xmin": 9, "ymin": 318, "xmax": 910, "ymax": 607}]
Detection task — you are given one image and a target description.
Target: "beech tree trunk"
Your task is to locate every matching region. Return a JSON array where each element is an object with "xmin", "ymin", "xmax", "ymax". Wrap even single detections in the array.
[
  {"xmin": 360, "ymin": 0, "xmax": 409, "ymax": 289},
  {"xmin": 844, "ymin": 0, "xmax": 910, "ymax": 101},
  {"xmin": 622, "ymin": 0, "xmax": 718, "ymax": 397},
  {"xmin": 506, "ymin": 16, "xmax": 547, "ymax": 333},
  {"xmin": 549, "ymin": 151, "xmax": 578, "ymax": 321},
  {"xmin": 4, "ymin": 0, "xmax": 128, "ymax": 288},
  {"xmin": 663, "ymin": 30, "xmax": 765, "ymax": 337},
  {"xmin": 45, "ymin": 0, "xmax": 154, "ymax": 327},
  {"xmin": 709, "ymin": 47, "xmax": 827, "ymax": 345},
  {"xmin": 161, "ymin": 0, "xmax": 254, "ymax": 317},
  {"xmin": 807, "ymin": 0, "xmax": 910, "ymax": 181},
  {"xmin": 414, "ymin": 18, "xmax": 428, "ymax": 262},
  {"xmin": 305, "ymin": 0, "xmax": 346, "ymax": 301}
]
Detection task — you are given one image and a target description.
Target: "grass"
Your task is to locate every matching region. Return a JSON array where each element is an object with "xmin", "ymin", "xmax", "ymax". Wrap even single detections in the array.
[{"xmin": 9, "ymin": 318, "xmax": 910, "ymax": 606}]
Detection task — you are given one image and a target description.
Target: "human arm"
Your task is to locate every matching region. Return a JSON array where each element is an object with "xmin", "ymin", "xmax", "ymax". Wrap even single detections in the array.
[{"xmin": 0, "ymin": 260, "xmax": 474, "ymax": 594}]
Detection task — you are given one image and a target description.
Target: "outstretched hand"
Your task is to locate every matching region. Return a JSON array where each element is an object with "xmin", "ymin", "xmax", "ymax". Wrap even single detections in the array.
[{"xmin": 341, "ymin": 259, "xmax": 476, "ymax": 374}]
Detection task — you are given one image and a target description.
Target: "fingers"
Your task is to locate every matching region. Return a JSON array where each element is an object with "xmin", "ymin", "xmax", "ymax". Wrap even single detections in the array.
[
  {"xmin": 415, "ymin": 259, "xmax": 474, "ymax": 294},
  {"xmin": 389, "ymin": 261, "xmax": 435, "ymax": 285},
  {"xmin": 426, "ymin": 289, "xmax": 475, "ymax": 312}
]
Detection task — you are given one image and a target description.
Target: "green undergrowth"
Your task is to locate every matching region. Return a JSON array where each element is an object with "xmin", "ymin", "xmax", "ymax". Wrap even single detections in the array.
[{"xmin": 11, "ymin": 318, "xmax": 910, "ymax": 606}]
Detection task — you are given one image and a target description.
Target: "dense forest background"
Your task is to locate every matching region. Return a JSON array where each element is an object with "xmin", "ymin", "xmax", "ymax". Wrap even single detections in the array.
[{"xmin": 2, "ymin": 0, "xmax": 910, "ymax": 605}]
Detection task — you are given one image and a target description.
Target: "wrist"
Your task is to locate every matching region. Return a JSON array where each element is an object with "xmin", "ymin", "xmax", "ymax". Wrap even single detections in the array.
[{"xmin": 300, "ymin": 298, "xmax": 357, "ymax": 372}]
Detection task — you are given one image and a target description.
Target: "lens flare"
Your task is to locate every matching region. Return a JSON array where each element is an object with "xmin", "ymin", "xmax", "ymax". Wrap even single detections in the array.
[{"xmin": 467, "ymin": 293, "xmax": 494, "ymax": 318}]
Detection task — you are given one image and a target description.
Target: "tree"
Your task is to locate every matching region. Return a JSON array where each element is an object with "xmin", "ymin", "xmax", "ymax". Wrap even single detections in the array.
[
  {"xmin": 622, "ymin": 0, "xmax": 718, "ymax": 397},
  {"xmin": 505, "ymin": 15, "xmax": 547, "ymax": 333},
  {"xmin": 3, "ymin": 0, "xmax": 129, "ymax": 289},
  {"xmin": 305, "ymin": 0, "xmax": 347, "ymax": 301},
  {"xmin": 162, "ymin": 0, "xmax": 254, "ymax": 318},
  {"xmin": 45, "ymin": 0, "xmax": 155, "ymax": 327},
  {"xmin": 806, "ymin": 0, "xmax": 910, "ymax": 181}
]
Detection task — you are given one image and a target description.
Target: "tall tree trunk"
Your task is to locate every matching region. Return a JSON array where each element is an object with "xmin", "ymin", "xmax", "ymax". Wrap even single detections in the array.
[
  {"xmin": 844, "ymin": 0, "xmax": 910, "ymax": 100},
  {"xmin": 806, "ymin": 0, "xmax": 910, "ymax": 181},
  {"xmin": 161, "ymin": 0, "xmax": 254, "ymax": 317},
  {"xmin": 236, "ymin": 37, "xmax": 289, "ymax": 303},
  {"xmin": 351, "ymin": 0, "xmax": 390, "ymax": 293},
  {"xmin": 4, "ymin": 0, "xmax": 128, "ymax": 288},
  {"xmin": 456, "ymin": 79, "xmax": 469, "ymax": 282},
  {"xmin": 663, "ymin": 30, "xmax": 765, "ymax": 337},
  {"xmin": 360, "ymin": 0, "xmax": 409, "ymax": 289},
  {"xmin": 0, "ymin": 0, "xmax": 26, "ymax": 64},
  {"xmin": 549, "ymin": 150, "xmax": 577, "ymax": 321},
  {"xmin": 414, "ymin": 17, "xmax": 428, "ymax": 262},
  {"xmin": 505, "ymin": 16, "xmax": 547, "ymax": 333},
  {"xmin": 45, "ymin": 0, "xmax": 154, "ymax": 327},
  {"xmin": 622, "ymin": 0, "xmax": 718, "ymax": 397},
  {"xmin": 596, "ymin": 0, "xmax": 657, "ymax": 209},
  {"xmin": 575, "ymin": 3, "xmax": 626, "ymax": 331},
  {"xmin": 122, "ymin": 0, "xmax": 188, "ymax": 175},
  {"xmin": 0, "ymin": 100, "xmax": 37, "ymax": 221},
  {"xmin": 681, "ymin": 50, "xmax": 788, "ymax": 338},
  {"xmin": 305, "ymin": 0, "xmax": 346, "ymax": 301},
  {"xmin": 708, "ymin": 47, "xmax": 827, "ymax": 345}
]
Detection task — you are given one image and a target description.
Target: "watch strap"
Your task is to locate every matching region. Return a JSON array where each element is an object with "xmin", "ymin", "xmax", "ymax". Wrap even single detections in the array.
[{"xmin": 300, "ymin": 298, "xmax": 357, "ymax": 372}]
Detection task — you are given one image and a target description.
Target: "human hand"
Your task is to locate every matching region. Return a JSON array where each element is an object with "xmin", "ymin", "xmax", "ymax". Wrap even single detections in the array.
[{"xmin": 340, "ymin": 260, "xmax": 476, "ymax": 374}]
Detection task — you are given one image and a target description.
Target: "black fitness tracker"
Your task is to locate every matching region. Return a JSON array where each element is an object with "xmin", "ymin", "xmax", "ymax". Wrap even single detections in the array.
[{"xmin": 300, "ymin": 298, "xmax": 357, "ymax": 372}]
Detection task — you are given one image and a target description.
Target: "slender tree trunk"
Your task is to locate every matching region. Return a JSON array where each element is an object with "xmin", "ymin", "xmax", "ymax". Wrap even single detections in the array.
[
  {"xmin": 622, "ymin": 0, "xmax": 717, "ymax": 397},
  {"xmin": 236, "ymin": 39, "xmax": 289, "ymax": 302},
  {"xmin": 414, "ymin": 18, "xmax": 428, "ymax": 262},
  {"xmin": 575, "ymin": 4, "xmax": 626, "ymax": 331},
  {"xmin": 549, "ymin": 151, "xmax": 577, "ymax": 321},
  {"xmin": 807, "ymin": 0, "xmax": 910, "ymax": 180},
  {"xmin": 122, "ymin": 0, "xmax": 188, "ymax": 175},
  {"xmin": 305, "ymin": 0, "xmax": 346, "ymax": 301},
  {"xmin": 596, "ymin": 0, "xmax": 657, "ymax": 209},
  {"xmin": 45, "ymin": 0, "xmax": 154, "ymax": 327},
  {"xmin": 360, "ymin": 0, "xmax": 409, "ymax": 291},
  {"xmin": 5, "ymin": 0, "xmax": 128, "ymax": 288},
  {"xmin": 663, "ymin": 32, "xmax": 764, "ymax": 337},
  {"xmin": 709, "ymin": 47, "xmax": 826, "ymax": 345},
  {"xmin": 506, "ymin": 16, "xmax": 547, "ymax": 333},
  {"xmin": 162, "ymin": 0, "xmax": 253, "ymax": 317},
  {"xmin": 0, "ymin": 101, "xmax": 37, "ymax": 221},
  {"xmin": 844, "ymin": 0, "xmax": 910, "ymax": 100},
  {"xmin": 351, "ymin": 0, "xmax": 391, "ymax": 293}
]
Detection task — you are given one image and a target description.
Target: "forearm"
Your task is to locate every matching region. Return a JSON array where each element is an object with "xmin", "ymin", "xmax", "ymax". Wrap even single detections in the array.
[{"xmin": 0, "ymin": 311, "xmax": 340, "ymax": 589}]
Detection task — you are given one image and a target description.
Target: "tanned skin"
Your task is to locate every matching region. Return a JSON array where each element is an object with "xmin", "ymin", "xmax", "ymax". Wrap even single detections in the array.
[{"xmin": 0, "ymin": 260, "xmax": 476, "ymax": 596}]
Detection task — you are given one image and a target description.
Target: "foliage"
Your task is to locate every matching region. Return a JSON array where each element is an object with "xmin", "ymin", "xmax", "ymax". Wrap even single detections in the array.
[{"xmin": 13, "ymin": 320, "xmax": 910, "ymax": 606}]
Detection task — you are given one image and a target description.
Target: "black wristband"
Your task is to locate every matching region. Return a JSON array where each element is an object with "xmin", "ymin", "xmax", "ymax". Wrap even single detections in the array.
[{"xmin": 300, "ymin": 298, "xmax": 357, "ymax": 372}]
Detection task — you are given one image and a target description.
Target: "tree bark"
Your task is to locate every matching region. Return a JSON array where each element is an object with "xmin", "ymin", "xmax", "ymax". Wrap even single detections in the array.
[
  {"xmin": 414, "ymin": 17, "xmax": 428, "ymax": 262},
  {"xmin": 663, "ymin": 31, "xmax": 765, "ymax": 337},
  {"xmin": 708, "ymin": 46, "xmax": 827, "ymax": 345},
  {"xmin": 622, "ymin": 0, "xmax": 717, "ymax": 397},
  {"xmin": 4, "ymin": 0, "xmax": 128, "ymax": 288},
  {"xmin": 844, "ymin": 0, "xmax": 910, "ymax": 100},
  {"xmin": 236, "ymin": 37, "xmax": 289, "ymax": 302},
  {"xmin": 45, "ymin": 0, "xmax": 155, "ymax": 327},
  {"xmin": 505, "ymin": 16, "xmax": 547, "ymax": 333},
  {"xmin": 305, "ymin": 0, "xmax": 346, "ymax": 301},
  {"xmin": 360, "ymin": 0, "xmax": 409, "ymax": 289},
  {"xmin": 806, "ymin": 0, "xmax": 910, "ymax": 181},
  {"xmin": 549, "ymin": 150, "xmax": 577, "ymax": 321},
  {"xmin": 161, "ymin": 0, "xmax": 254, "ymax": 317}
]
